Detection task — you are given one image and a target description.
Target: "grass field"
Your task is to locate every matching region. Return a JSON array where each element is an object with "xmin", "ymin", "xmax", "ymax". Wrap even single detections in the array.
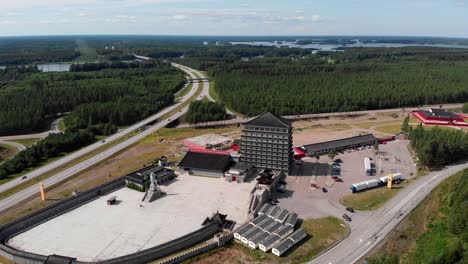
[
  {"xmin": 339, "ymin": 182, "xmax": 408, "ymax": 211},
  {"xmin": 184, "ymin": 217, "xmax": 348, "ymax": 264},
  {"xmin": 7, "ymin": 138, "xmax": 41, "ymax": 148},
  {"xmin": 364, "ymin": 170, "xmax": 466, "ymax": 264},
  {"xmin": 175, "ymin": 83, "xmax": 193, "ymax": 101},
  {"xmin": 0, "ymin": 143, "xmax": 18, "ymax": 163},
  {"xmin": 374, "ymin": 124, "xmax": 404, "ymax": 134}
]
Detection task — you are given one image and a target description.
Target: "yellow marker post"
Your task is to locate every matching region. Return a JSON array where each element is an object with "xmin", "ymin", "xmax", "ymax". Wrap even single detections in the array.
[
  {"xmin": 387, "ymin": 174, "xmax": 393, "ymax": 189},
  {"xmin": 40, "ymin": 183, "xmax": 46, "ymax": 201}
]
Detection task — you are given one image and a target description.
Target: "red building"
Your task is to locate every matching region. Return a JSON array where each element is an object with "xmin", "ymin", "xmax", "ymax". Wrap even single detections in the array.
[{"xmin": 412, "ymin": 108, "xmax": 468, "ymax": 127}]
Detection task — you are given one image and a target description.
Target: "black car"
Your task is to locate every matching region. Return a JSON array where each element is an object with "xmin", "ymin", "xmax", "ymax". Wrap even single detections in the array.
[
  {"xmin": 346, "ymin": 207, "xmax": 355, "ymax": 213},
  {"xmin": 342, "ymin": 213, "xmax": 352, "ymax": 222},
  {"xmin": 322, "ymin": 187, "xmax": 328, "ymax": 193},
  {"xmin": 279, "ymin": 180, "xmax": 287, "ymax": 185},
  {"xmin": 276, "ymin": 188, "xmax": 285, "ymax": 193},
  {"xmin": 335, "ymin": 178, "xmax": 343, "ymax": 182}
]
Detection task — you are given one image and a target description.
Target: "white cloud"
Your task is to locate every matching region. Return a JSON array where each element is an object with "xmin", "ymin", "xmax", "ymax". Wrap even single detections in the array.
[
  {"xmin": 171, "ymin": 15, "xmax": 189, "ymax": 21},
  {"xmin": 105, "ymin": 15, "xmax": 137, "ymax": 23},
  {"xmin": 311, "ymin": 15, "xmax": 321, "ymax": 22}
]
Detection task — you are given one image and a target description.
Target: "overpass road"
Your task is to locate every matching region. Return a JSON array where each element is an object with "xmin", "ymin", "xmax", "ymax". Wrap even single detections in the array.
[
  {"xmin": 309, "ymin": 161, "xmax": 468, "ymax": 264},
  {"xmin": 0, "ymin": 63, "xmax": 209, "ymax": 211}
]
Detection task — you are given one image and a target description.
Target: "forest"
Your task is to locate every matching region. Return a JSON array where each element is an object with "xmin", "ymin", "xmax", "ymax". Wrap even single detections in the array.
[
  {"xmin": 185, "ymin": 101, "xmax": 229, "ymax": 124},
  {"xmin": 409, "ymin": 125, "xmax": 468, "ymax": 169},
  {"xmin": 0, "ymin": 130, "xmax": 96, "ymax": 180},
  {"xmin": 368, "ymin": 169, "xmax": 468, "ymax": 264},
  {"xmin": 205, "ymin": 47, "xmax": 468, "ymax": 116},
  {"xmin": 0, "ymin": 37, "xmax": 80, "ymax": 65},
  {"xmin": 0, "ymin": 61, "xmax": 185, "ymax": 135}
]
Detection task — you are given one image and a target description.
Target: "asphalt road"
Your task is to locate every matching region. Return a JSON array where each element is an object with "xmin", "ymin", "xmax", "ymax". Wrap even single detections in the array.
[
  {"xmin": 0, "ymin": 140, "xmax": 26, "ymax": 152},
  {"xmin": 0, "ymin": 63, "xmax": 207, "ymax": 209},
  {"xmin": 309, "ymin": 161, "xmax": 468, "ymax": 264},
  {"xmin": 176, "ymin": 103, "xmax": 463, "ymax": 128}
]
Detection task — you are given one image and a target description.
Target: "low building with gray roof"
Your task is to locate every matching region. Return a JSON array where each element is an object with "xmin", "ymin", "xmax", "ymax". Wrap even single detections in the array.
[
  {"xmin": 258, "ymin": 233, "xmax": 282, "ymax": 252},
  {"xmin": 257, "ymin": 218, "xmax": 275, "ymax": 231},
  {"xmin": 250, "ymin": 214, "xmax": 268, "ymax": 226},
  {"xmin": 264, "ymin": 222, "xmax": 283, "ymax": 234},
  {"xmin": 257, "ymin": 203, "xmax": 272, "ymax": 216},
  {"xmin": 267, "ymin": 206, "xmax": 280, "ymax": 219},
  {"xmin": 285, "ymin": 212, "xmax": 298, "ymax": 227},
  {"xmin": 234, "ymin": 223, "xmax": 254, "ymax": 240},
  {"xmin": 273, "ymin": 225, "xmax": 294, "ymax": 239},
  {"xmin": 248, "ymin": 231, "xmax": 270, "ymax": 249},
  {"xmin": 274, "ymin": 208, "xmax": 289, "ymax": 223},
  {"xmin": 241, "ymin": 226, "xmax": 263, "ymax": 244},
  {"xmin": 272, "ymin": 228, "xmax": 308, "ymax": 256}
]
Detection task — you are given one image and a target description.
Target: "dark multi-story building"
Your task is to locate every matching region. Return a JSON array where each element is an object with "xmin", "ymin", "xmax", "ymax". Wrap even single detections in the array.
[{"xmin": 240, "ymin": 112, "xmax": 293, "ymax": 173}]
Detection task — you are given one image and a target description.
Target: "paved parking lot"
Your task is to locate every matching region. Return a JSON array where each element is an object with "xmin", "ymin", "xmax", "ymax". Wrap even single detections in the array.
[
  {"xmin": 8, "ymin": 173, "xmax": 256, "ymax": 261},
  {"xmin": 274, "ymin": 141, "xmax": 417, "ymax": 219}
]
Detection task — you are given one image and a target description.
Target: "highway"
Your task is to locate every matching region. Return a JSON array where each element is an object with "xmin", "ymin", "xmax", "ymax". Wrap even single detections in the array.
[
  {"xmin": 0, "ymin": 63, "xmax": 208, "ymax": 210},
  {"xmin": 309, "ymin": 161, "xmax": 468, "ymax": 264}
]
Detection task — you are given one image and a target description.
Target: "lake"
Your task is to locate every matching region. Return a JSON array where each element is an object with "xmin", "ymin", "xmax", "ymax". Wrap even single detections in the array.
[
  {"xmin": 230, "ymin": 40, "xmax": 468, "ymax": 51},
  {"xmin": 37, "ymin": 64, "xmax": 71, "ymax": 72}
]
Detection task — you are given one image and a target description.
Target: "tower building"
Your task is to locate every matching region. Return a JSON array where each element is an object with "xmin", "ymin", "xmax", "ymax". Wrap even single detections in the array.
[{"xmin": 240, "ymin": 112, "xmax": 293, "ymax": 173}]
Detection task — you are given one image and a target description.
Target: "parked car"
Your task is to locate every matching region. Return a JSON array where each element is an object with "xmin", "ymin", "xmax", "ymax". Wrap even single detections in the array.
[
  {"xmin": 278, "ymin": 180, "xmax": 287, "ymax": 185},
  {"xmin": 342, "ymin": 214, "xmax": 352, "ymax": 222},
  {"xmin": 346, "ymin": 207, "xmax": 355, "ymax": 213},
  {"xmin": 335, "ymin": 178, "xmax": 344, "ymax": 182},
  {"xmin": 21, "ymin": 176, "xmax": 28, "ymax": 180},
  {"xmin": 334, "ymin": 159, "xmax": 343, "ymax": 163},
  {"xmin": 101, "ymin": 140, "xmax": 106, "ymax": 143},
  {"xmin": 322, "ymin": 187, "xmax": 328, "ymax": 193}
]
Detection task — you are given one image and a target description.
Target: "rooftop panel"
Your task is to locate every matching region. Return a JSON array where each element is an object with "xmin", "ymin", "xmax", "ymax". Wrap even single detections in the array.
[
  {"xmin": 274, "ymin": 225, "xmax": 294, "ymax": 238},
  {"xmin": 285, "ymin": 212, "xmax": 298, "ymax": 227},
  {"xmin": 259, "ymin": 233, "xmax": 282, "ymax": 248},
  {"xmin": 258, "ymin": 203, "xmax": 272, "ymax": 216},
  {"xmin": 250, "ymin": 214, "xmax": 269, "ymax": 226},
  {"xmin": 301, "ymin": 134, "xmax": 377, "ymax": 154},
  {"xmin": 264, "ymin": 222, "xmax": 283, "ymax": 234},
  {"xmin": 289, "ymin": 228, "xmax": 308, "ymax": 242}
]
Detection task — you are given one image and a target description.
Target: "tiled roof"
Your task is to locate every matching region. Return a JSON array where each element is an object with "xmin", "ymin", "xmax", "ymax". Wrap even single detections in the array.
[
  {"xmin": 245, "ymin": 112, "xmax": 292, "ymax": 128},
  {"xmin": 178, "ymin": 151, "xmax": 231, "ymax": 172},
  {"xmin": 301, "ymin": 134, "xmax": 377, "ymax": 154}
]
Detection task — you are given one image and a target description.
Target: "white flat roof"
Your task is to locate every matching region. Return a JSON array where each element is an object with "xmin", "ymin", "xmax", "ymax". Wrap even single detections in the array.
[{"xmin": 8, "ymin": 174, "xmax": 256, "ymax": 262}]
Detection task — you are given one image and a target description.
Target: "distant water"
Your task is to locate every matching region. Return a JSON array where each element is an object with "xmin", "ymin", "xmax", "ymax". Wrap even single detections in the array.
[
  {"xmin": 230, "ymin": 40, "xmax": 468, "ymax": 51},
  {"xmin": 37, "ymin": 64, "xmax": 71, "ymax": 72},
  {"xmin": 0, "ymin": 66, "xmax": 5, "ymax": 70}
]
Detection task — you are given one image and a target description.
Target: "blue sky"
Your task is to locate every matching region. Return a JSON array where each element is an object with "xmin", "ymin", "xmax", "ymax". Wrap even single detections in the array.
[{"xmin": 0, "ymin": 0, "xmax": 466, "ymax": 37}]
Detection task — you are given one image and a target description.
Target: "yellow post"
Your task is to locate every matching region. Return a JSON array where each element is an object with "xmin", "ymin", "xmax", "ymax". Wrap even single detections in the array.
[
  {"xmin": 387, "ymin": 174, "xmax": 393, "ymax": 189},
  {"xmin": 40, "ymin": 183, "xmax": 46, "ymax": 201}
]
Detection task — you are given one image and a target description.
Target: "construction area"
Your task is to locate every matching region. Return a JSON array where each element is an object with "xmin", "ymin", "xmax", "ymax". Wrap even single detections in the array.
[{"xmin": 7, "ymin": 173, "xmax": 256, "ymax": 262}]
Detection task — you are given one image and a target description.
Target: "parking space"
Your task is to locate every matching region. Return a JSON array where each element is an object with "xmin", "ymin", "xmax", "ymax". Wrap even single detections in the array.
[{"xmin": 273, "ymin": 141, "xmax": 417, "ymax": 219}]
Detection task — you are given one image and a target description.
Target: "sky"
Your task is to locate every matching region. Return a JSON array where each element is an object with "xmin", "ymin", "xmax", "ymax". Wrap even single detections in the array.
[{"xmin": 0, "ymin": 0, "xmax": 467, "ymax": 37}]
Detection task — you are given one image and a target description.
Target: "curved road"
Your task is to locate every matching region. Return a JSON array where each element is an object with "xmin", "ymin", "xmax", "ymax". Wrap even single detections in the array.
[
  {"xmin": 0, "ymin": 64, "xmax": 208, "ymax": 210},
  {"xmin": 309, "ymin": 161, "xmax": 468, "ymax": 264},
  {"xmin": 0, "ymin": 140, "xmax": 26, "ymax": 152}
]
